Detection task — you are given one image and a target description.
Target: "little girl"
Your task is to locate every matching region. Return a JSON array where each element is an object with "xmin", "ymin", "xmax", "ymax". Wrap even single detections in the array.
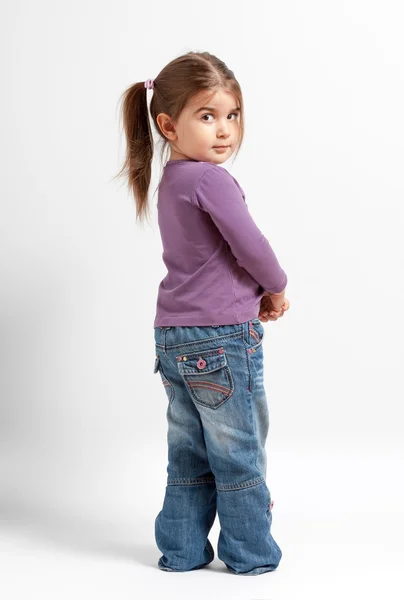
[{"xmin": 117, "ymin": 51, "xmax": 290, "ymax": 576}]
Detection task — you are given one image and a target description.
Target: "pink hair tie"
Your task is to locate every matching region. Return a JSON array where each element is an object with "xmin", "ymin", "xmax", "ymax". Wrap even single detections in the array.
[{"xmin": 144, "ymin": 78, "xmax": 154, "ymax": 90}]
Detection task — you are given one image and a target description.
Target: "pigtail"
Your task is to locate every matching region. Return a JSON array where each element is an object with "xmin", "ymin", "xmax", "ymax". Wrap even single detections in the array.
[{"xmin": 115, "ymin": 81, "xmax": 154, "ymax": 224}]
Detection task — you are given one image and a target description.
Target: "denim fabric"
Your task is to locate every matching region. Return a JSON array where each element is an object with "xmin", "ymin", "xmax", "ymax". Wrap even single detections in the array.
[{"xmin": 153, "ymin": 318, "xmax": 282, "ymax": 576}]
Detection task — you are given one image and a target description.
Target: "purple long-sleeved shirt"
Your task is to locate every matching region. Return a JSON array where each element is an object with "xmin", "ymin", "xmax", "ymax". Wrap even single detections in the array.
[{"xmin": 153, "ymin": 159, "xmax": 287, "ymax": 327}]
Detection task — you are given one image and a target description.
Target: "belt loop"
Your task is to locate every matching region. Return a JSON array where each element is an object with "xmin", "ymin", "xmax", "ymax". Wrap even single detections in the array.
[
  {"xmin": 159, "ymin": 326, "xmax": 171, "ymax": 354},
  {"xmin": 163, "ymin": 327, "xmax": 170, "ymax": 354}
]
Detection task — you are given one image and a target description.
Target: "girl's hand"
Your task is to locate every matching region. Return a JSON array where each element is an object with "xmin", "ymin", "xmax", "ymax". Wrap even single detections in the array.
[{"xmin": 258, "ymin": 294, "xmax": 290, "ymax": 322}]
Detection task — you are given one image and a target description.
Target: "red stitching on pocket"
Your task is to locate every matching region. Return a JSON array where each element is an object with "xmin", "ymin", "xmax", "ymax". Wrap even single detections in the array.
[
  {"xmin": 250, "ymin": 328, "xmax": 260, "ymax": 342},
  {"xmin": 187, "ymin": 381, "xmax": 232, "ymax": 394}
]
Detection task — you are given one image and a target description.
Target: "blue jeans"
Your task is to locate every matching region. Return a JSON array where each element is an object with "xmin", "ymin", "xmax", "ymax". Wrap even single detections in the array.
[{"xmin": 153, "ymin": 318, "xmax": 282, "ymax": 576}]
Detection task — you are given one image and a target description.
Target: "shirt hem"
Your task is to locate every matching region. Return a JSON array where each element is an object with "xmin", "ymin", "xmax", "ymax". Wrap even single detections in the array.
[{"xmin": 154, "ymin": 306, "xmax": 260, "ymax": 327}]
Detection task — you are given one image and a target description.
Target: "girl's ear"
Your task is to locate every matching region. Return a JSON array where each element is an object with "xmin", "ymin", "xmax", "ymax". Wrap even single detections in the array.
[{"xmin": 156, "ymin": 113, "xmax": 177, "ymax": 141}]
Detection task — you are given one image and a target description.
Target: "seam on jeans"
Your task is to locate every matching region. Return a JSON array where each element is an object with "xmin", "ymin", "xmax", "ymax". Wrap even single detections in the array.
[
  {"xmin": 157, "ymin": 361, "xmax": 175, "ymax": 404},
  {"xmin": 167, "ymin": 476, "xmax": 216, "ymax": 486},
  {"xmin": 216, "ymin": 475, "xmax": 265, "ymax": 492},
  {"xmin": 242, "ymin": 322, "xmax": 252, "ymax": 392},
  {"xmin": 155, "ymin": 330, "xmax": 243, "ymax": 351}
]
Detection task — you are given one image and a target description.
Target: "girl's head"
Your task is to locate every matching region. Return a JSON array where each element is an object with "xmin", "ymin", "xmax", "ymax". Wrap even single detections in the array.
[{"xmin": 115, "ymin": 51, "xmax": 245, "ymax": 223}]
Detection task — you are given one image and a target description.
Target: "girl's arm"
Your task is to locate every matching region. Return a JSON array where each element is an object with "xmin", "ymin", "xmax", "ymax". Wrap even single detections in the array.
[{"xmin": 193, "ymin": 165, "xmax": 287, "ymax": 294}]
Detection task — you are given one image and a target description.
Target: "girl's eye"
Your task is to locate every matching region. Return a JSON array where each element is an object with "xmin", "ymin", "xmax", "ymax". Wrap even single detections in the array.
[{"xmin": 201, "ymin": 112, "xmax": 240, "ymax": 122}]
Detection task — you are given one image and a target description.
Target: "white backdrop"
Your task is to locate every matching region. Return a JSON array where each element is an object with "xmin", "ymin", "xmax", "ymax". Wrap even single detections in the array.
[{"xmin": 1, "ymin": 1, "xmax": 403, "ymax": 598}]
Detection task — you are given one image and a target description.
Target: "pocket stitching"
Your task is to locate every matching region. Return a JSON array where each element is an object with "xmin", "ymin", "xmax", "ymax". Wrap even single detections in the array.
[
  {"xmin": 249, "ymin": 321, "xmax": 264, "ymax": 348},
  {"xmin": 178, "ymin": 348, "xmax": 234, "ymax": 410},
  {"xmin": 178, "ymin": 351, "xmax": 227, "ymax": 376},
  {"xmin": 183, "ymin": 365, "xmax": 234, "ymax": 409},
  {"xmin": 175, "ymin": 346, "xmax": 225, "ymax": 363}
]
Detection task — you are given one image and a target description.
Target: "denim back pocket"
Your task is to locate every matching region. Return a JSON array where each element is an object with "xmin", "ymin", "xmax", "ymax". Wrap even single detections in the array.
[
  {"xmin": 154, "ymin": 353, "xmax": 175, "ymax": 405},
  {"xmin": 176, "ymin": 346, "xmax": 234, "ymax": 410}
]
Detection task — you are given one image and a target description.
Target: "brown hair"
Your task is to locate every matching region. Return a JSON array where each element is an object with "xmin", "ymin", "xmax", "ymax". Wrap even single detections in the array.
[{"xmin": 114, "ymin": 51, "xmax": 245, "ymax": 225}]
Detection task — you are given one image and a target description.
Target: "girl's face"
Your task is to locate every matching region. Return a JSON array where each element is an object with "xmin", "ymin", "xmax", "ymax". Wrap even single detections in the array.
[{"xmin": 158, "ymin": 89, "xmax": 241, "ymax": 164}]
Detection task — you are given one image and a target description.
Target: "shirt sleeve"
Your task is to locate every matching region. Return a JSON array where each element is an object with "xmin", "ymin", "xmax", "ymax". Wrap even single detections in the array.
[{"xmin": 193, "ymin": 165, "xmax": 287, "ymax": 294}]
